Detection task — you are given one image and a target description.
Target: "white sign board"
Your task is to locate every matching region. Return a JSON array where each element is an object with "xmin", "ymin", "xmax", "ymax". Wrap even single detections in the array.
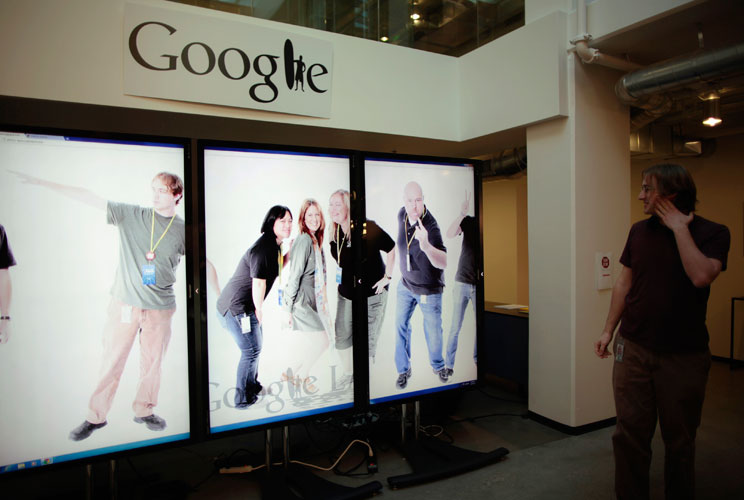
[
  {"xmin": 595, "ymin": 251, "xmax": 613, "ymax": 291},
  {"xmin": 124, "ymin": 3, "xmax": 333, "ymax": 118}
]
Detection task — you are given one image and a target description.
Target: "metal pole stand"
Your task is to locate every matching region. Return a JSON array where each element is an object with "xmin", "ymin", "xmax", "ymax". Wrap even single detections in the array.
[{"xmin": 387, "ymin": 399, "xmax": 509, "ymax": 489}]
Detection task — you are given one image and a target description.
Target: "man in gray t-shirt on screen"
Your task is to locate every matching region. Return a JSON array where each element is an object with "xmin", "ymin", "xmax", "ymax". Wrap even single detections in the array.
[{"xmin": 13, "ymin": 171, "xmax": 185, "ymax": 441}]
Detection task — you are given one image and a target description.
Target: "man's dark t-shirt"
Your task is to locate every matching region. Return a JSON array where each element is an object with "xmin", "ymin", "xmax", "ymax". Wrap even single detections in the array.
[
  {"xmin": 618, "ymin": 215, "xmax": 730, "ymax": 352},
  {"xmin": 455, "ymin": 216, "xmax": 478, "ymax": 285},
  {"xmin": 396, "ymin": 207, "xmax": 446, "ymax": 295},
  {"xmin": 0, "ymin": 225, "xmax": 16, "ymax": 269}
]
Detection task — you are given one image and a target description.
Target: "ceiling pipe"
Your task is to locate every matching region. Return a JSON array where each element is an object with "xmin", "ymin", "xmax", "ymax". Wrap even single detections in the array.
[
  {"xmin": 570, "ymin": 0, "xmax": 643, "ymax": 73},
  {"xmin": 616, "ymin": 41, "xmax": 744, "ymax": 100},
  {"xmin": 616, "ymin": 41, "xmax": 744, "ymax": 130},
  {"xmin": 484, "ymin": 147, "xmax": 527, "ymax": 178}
]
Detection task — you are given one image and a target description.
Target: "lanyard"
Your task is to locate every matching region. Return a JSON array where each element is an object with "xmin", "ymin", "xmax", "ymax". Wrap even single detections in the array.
[
  {"xmin": 149, "ymin": 210, "xmax": 176, "ymax": 257},
  {"xmin": 336, "ymin": 223, "xmax": 347, "ymax": 260},
  {"xmin": 278, "ymin": 249, "xmax": 283, "ymax": 280}
]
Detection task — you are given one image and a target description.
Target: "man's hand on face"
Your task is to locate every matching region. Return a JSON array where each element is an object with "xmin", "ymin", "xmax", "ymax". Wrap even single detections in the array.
[
  {"xmin": 413, "ymin": 220, "xmax": 431, "ymax": 251},
  {"xmin": 655, "ymin": 198, "xmax": 693, "ymax": 232}
]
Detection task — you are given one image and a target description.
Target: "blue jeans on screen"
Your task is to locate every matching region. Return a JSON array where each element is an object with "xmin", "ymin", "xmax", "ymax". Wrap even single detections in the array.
[
  {"xmin": 218, "ymin": 309, "xmax": 263, "ymax": 407},
  {"xmin": 394, "ymin": 282, "xmax": 444, "ymax": 374},
  {"xmin": 445, "ymin": 282, "xmax": 477, "ymax": 370}
]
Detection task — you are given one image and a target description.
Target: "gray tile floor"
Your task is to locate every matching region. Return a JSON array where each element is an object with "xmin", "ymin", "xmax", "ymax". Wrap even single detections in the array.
[{"xmin": 3, "ymin": 361, "xmax": 743, "ymax": 499}]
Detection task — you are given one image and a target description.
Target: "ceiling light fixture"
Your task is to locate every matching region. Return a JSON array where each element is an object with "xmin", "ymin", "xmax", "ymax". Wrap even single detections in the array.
[
  {"xmin": 411, "ymin": 13, "xmax": 420, "ymax": 20},
  {"xmin": 381, "ymin": 36, "xmax": 389, "ymax": 42},
  {"xmin": 701, "ymin": 91, "xmax": 722, "ymax": 127}
]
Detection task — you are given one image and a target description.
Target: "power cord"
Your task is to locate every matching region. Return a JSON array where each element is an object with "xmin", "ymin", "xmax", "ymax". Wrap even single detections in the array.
[{"xmin": 218, "ymin": 439, "xmax": 375, "ymax": 475}]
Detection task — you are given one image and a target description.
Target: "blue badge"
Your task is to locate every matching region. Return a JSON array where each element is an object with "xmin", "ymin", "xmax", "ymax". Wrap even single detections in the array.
[
  {"xmin": 278, "ymin": 288, "xmax": 283, "ymax": 306},
  {"xmin": 336, "ymin": 267, "xmax": 343, "ymax": 284},
  {"xmin": 615, "ymin": 338, "xmax": 625, "ymax": 363},
  {"xmin": 142, "ymin": 264, "xmax": 156, "ymax": 285}
]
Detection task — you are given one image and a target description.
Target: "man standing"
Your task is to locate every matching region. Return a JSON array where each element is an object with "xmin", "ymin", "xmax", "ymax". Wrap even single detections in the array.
[
  {"xmin": 13, "ymin": 171, "xmax": 185, "ymax": 441},
  {"xmin": 595, "ymin": 164, "xmax": 730, "ymax": 499},
  {"xmin": 394, "ymin": 181, "xmax": 447, "ymax": 389},
  {"xmin": 0, "ymin": 224, "xmax": 15, "ymax": 344},
  {"xmin": 444, "ymin": 192, "xmax": 478, "ymax": 376}
]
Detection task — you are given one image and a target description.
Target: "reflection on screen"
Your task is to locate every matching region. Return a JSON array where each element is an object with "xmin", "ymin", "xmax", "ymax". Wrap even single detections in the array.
[
  {"xmin": 364, "ymin": 158, "xmax": 478, "ymax": 405},
  {"xmin": 0, "ymin": 131, "xmax": 190, "ymax": 473},
  {"xmin": 203, "ymin": 147, "xmax": 353, "ymax": 434}
]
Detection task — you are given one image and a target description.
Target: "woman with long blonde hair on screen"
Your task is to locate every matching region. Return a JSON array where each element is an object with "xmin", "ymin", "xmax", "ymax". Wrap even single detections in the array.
[{"xmin": 328, "ymin": 190, "xmax": 395, "ymax": 391}]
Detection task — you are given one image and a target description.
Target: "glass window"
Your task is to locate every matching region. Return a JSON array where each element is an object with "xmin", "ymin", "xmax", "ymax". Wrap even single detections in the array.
[{"xmin": 168, "ymin": 0, "xmax": 524, "ymax": 56}]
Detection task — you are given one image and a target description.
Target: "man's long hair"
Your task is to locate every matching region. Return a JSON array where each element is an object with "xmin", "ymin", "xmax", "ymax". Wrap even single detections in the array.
[{"xmin": 642, "ymin": 163, "xmax": 698, "ymax": 214}]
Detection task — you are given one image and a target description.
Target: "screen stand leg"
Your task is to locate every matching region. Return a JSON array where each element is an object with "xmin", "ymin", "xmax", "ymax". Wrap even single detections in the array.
[
  {"xmin": 401, "ymin": 402, "xmax": 407, "ymax": 443},
  {"xmin": 414, "ymin": 401, "xmax": 421, "ymax": 440},
  {"xmin": 264, "ymin": 428, "xmax": 272, "ymax": 472},
  {"xmin": 109, "ymin": 459, "xmax": 118, "ymax": 500},
  {"xmin": 85, "ymin": 463, "xmax": 93, "ymax": 500},
  {"xmin": 282, "ymin": 425, "xmax": 290, "ymax": 469},
  {"xmin": 259, "ymin": 425, "xmax": 382, "ymax": 500},
  {"xmin": 387, "ymin": 399, "xmax": 510, "ymax": 489}
]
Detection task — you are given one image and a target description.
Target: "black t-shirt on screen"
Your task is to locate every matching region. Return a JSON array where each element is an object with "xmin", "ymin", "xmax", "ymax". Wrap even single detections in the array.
[
  {"xmin": 330, "ymin": 219, "xmax": 395, "ymax": 300},
  {"xmin": 217, "ymin": 232, "xmax": 281, "ymax": 316}
]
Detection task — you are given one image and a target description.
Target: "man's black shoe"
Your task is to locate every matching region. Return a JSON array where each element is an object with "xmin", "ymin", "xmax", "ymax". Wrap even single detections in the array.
[
  {"xmin": 396, "ymin": 368, "xmax": 412, "ymax": 389},
  {"xmin": 134, "ymin": 414, "xmax": 167, "ymax": 431},
  {"xmin": 435, "ymin": 368, "xmax": 449, "ymax": 383},
  {"xmin": 445, "ymin": 368, "xmax": 454, "ymax": 377},
  {"xmin": 69, "ymin": 420, "xmax": 107, "ymax": 441},
  {"xmin": 235, "ymin": 393, "xmax": 260, "ymax": 409}
]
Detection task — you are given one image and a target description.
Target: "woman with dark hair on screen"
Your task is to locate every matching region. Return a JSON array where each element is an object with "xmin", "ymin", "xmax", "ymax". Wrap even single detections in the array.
[
  {"xmin": 328, "ymin": 190, "xmax": 395, "ymax": 390},
  {"xmin": 282, "ymin": 198, "xmax": 333, "ymax": 393},
  {"xmin": 213, "ymin": 205, "xmax": 293, "ymax": 408}
]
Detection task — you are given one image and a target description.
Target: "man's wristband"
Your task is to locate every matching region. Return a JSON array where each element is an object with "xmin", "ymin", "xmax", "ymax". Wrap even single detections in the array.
[{"xmin": 0, "ymin": 316, "xmax": 9, "ymax": 320}]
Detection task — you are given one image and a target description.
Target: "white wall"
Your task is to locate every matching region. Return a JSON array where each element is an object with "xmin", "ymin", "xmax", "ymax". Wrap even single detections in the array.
[
  {"xmin": 0, "ymin": 0, "xmax": 457, "ymax": 141},
  {"xmin": 572, "ymin": 60, "xmax": 630, "ymax": 425},
  {"xmin": 527, "ymin": 55, "xmax": 630, "ymax": 427},
  {"xmin": 586, "ymin": 0, "xmax": 701, "ymax": 42},
  {"xmin": 458, "ymin": 11, "xmax": 569, "ymax": 141},
  {"xmin": 0, "ymin": 0, "xmax": 574, "ymax": 143}
]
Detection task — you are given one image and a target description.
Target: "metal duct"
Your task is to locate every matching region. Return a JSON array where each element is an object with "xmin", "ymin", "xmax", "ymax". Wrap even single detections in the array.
[
  {"xmin": 484, "ymin": 147, "xmax": 527, "ymax": 178},
  {"xmin": 616, "ymin": 42, "xmax": 744, "ymax": 102}
]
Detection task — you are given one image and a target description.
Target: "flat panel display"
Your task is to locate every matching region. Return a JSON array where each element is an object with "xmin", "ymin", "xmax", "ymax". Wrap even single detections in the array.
[
  {"xmin": 202, "ymin": 145, "xmax": 354, "ymax": 434},
  {"xmin": 364, "ymin": 157, "xmax": 478, "ymax": 405},
  {"xmin": 0, "ymin": 129, "xmax": 191, "ymax": 473}
]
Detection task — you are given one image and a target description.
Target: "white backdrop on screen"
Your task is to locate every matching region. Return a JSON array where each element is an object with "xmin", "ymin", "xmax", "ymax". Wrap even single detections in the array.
[
  {"xmin": 0, "ymin": 133, "xmax": 189, "ymax": 468},
  {"xmin": 365, "ymin": 159, "xmax": 477, "ymax": 402},
  {"xmin": 204, "ymin": 149, "xmax": 352, "ymax": 431}
]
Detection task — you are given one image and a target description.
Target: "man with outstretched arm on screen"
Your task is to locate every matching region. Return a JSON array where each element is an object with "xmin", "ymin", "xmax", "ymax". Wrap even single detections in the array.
[
  {"xmin": 594, "ymin": 164, "xmax": 729, "ymax": 500},
  {"xmin": 12, "ymin": 170, "xmax": 185, "ymax": 441},
  {"xmin": 444, "ymin": 191, "xmax": 478, "ymax": 377},
  {"xmin": 0, "ymin": 224, "xmax": 16, "ymax": 344},
  {"xmin": 394, "ymin": 181, "xmax": 447, "ymax": 389}
]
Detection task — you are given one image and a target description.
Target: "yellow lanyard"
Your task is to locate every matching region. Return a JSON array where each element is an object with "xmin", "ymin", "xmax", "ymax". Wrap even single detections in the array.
[
  {"xmin": 404, "ymin": 207, "xmax": 427, "ymax": 252},
  {"xmin": 336, "ymin": 223, "xmax": 347, "ymax": 261},
  {"xmin": 278, "ymin": 249, "xmax": 283, "ymax": 280},
  {"xmin": 150, "ymin": 210, "xmax": 176, "ymax": 257}
]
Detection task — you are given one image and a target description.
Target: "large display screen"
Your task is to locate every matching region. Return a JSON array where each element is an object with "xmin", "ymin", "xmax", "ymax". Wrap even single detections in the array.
[
  {"xmin": 0, "ymin": 130, "xmax": 191, "ymax": 473},
  {"xmin": 202, "ymin": 145, "xmax": 354, "ymax": 434},
  {"xmin": 364, "ymin": 157, "xmax": 478, "ymax": 405}
]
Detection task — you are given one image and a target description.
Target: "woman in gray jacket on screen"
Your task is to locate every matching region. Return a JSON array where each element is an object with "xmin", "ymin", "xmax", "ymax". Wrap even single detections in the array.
[{"xmin": 281, "ymin": 198, "xmax": 332, "ymax": 393}]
